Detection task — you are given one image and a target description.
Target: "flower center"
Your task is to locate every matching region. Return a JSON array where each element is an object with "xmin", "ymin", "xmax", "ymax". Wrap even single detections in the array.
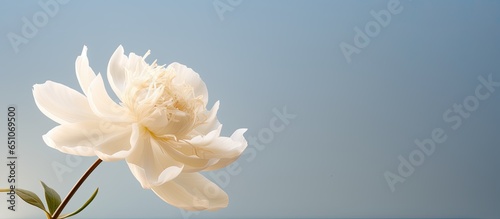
[{"xmin": 122, "ymin": 61, "xmax": 205, "ymax": 138}]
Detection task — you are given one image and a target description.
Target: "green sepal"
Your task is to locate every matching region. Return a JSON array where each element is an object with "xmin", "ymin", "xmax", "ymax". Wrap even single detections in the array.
[
  {"xmin": 15, "ymin": 188, "xmax": 50, "ymax": 215},
  {"xmin": 59, "ymin": 187, "xmax": 99, "ymax": 219},
  {"xmin": 41, "ymin": 181, "xmax": 62, "ymax": 215}
]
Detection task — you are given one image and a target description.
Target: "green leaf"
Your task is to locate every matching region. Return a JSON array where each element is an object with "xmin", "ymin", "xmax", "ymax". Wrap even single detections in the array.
[
  {"xmin": 15, "ymin": 188, "xmax": 49, "ymax": 214},
  {"xmin": 59, "ymin": 188, "xmax": 99, "ymax": 219},
  {"xmin": 41, "ymin": 181, "xmax": 62, "ymax": 215}
]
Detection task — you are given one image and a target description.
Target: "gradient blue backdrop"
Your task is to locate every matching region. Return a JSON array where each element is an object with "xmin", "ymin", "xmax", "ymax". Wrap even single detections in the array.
[{"xmin": 1, "ymin": 0, "xmax": 500, "ymax": 218}]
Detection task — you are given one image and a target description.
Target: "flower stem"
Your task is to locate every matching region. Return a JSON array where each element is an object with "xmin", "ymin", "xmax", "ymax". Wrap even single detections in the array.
[{"xmin": 51, "ymin": 158, "xmax": 102, "ymax": 219}]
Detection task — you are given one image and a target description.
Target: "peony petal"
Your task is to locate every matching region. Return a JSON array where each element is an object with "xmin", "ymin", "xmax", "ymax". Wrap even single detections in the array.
[
  {"xmin": 193, "ymin": 101, "xmax": 221, "ymax": 136},
  {"xmin": 203, "ymin": 128, "xmax": 247, "ymax": 170},
  {"xmin": 126, "ymin": 124, "xmax": 184, "ymax": 188},
  {"xmin": 161, "ymin": 126, "xmax": 247, "ymax": 172},
  {"xmin": 142, "ymin": 108, "xmax": 195, "ymax": 138},
  {"xmin": 125, "ymin": 52, "xmax": 150, "ymax": 77},
  {"xmin": 183, "ymin": 159, "xmax": 219, "ymax": 173},
  {"xmin": 75, "ymin": 45, "xmax": 97, "ymax": 96},
  {"xmin": 151, "ymin": 173, "xmax": 228, "ymax": 211},
  {"xmin": 33, "ymin": 81, "xmax": 98, "ymax": 125},
  {"xmin": 107, "ymin": 45, "xmax": 128, "ymax": 99},
  {"xmin": 187, "ymin": 127, "xmax": 248, "ymax": 160},
  {"xmin": 42, "ymin": 121, "xmax": 129, "ymax": 157},
  {"xmin": 167, "ymin": 62, "xmax": 209, "ymax": 106},
  {"xmin": 93, "ymin": 124, "xmax": 133, "ymax": 161},
  {"xmin": 87, "ymin": 74, "xmax": 131, "ymax": 122},
  {"xmin": 203, "ymin": 157, "xmax": 240, "ymax": 171},
  {"xmin": 158, "ymin": 140, "xmax": 215, "ymax": 172},
  {"xmin": 158, "ymin": 127, "xmax": 247, "ymax": 172},
  {"xmin": 164, "ymin": 125, "xmax": 222, "ymax": 157}
]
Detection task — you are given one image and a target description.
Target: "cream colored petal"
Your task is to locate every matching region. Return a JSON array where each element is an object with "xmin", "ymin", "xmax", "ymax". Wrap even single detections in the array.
[
  {"xmin": 187, "ymin": 127, "xmax": 248, "ymax": 159},
  {"xmin": 42, "ymin": 121, "xmax": 126, "ymax": 156},
  {"xmin": 167, "ymin": 62, "xmax": 209, "ymax": 106},
  {"xmin": 142, "ymin": 108, "xmax": 195, "ymax": 138},
  {"xmin": 43, "ymin": 121, "xmax": 132, "ymax": 158},
  {"xmin": 107, "ymin": 45, "xmax": 128, "ymax": 99},
  {"xmin": 93, "ymin": 124, "xmax": 133, "ymax": 161},
  {"xmin": 163, "ymin": 125, "xmax": 220, "ymax": 159},
  {"xmin": 151, "ymin": 173, "xmax": 228, "ymax": 211},
  {"xmin": 75, "ymin": 45, "xmax": 97, "ymax": 96},
  {"xmin": 158, "ymin": 140, "xmax": 215, "ymax": 172},
  {"xmin": 128, "ymin": 162, "xmax": 152, "ymax": 188},
  {"xmin": 203, "ymin": 128, "xmax": 247, "ymax": 170},
  {"xmin": 126, "ymin": 124, "xmax": 184, "ymax": 189},
  {"xmin": 182, "ymin": 159, "xmax": 220, "ymax": 173},
  {"xmin": 193, "ymin": 101, "xmax": 221, "ymax": 136},
  {"xmin": 203, "ymin": 157, "xmax": 239, "ymax": 171},
  {"xmin": 125, "ymin": 52, "xmax": 150, "ymax": 76},
  {"xmin": 87, "ymin": 74, "xmax": 131, "ymax": 122},
  {"xmin": 33, "ymin": 81, "xmax": 98, "ymax": 124}
]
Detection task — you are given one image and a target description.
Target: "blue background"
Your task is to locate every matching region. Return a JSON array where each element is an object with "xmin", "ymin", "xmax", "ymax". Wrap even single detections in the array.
[{"xmin": 1, "ymin": 0, "xmax": 500, "ymax": 218}]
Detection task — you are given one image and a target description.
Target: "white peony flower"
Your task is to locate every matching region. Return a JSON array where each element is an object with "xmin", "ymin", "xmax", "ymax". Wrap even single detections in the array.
[{"xmin": 33, "ymin": 45, "xmax": 247, "ymax": 211}]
